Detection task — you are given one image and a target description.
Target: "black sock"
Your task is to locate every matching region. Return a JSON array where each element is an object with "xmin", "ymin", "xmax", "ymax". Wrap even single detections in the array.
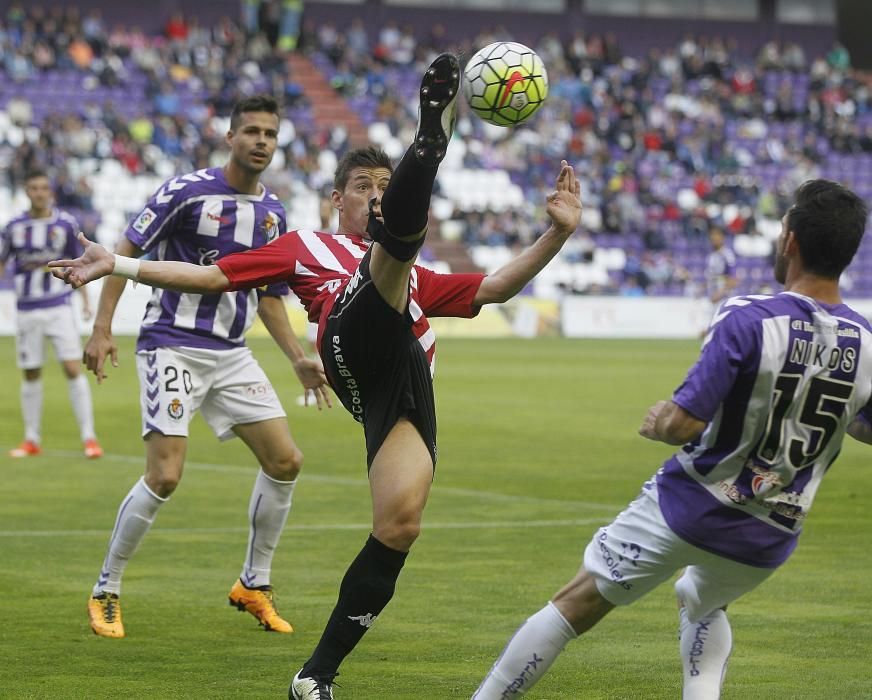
[
  {"xmin": 302, "ymin": 535, "xmax": 408, "ymax": 677},
  {"xmin": 381, "ymin": 145, "xmax": 439, "ymax": 238}
]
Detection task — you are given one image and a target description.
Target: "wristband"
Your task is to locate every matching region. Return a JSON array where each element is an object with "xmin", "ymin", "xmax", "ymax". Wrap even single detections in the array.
[{"xmin": 113, "ymin": 254, "xmax": 141, "ymax": 281}]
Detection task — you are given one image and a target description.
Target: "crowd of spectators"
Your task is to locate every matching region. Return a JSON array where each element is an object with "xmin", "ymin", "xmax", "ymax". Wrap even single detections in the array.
[
  {"xmin": 1, "ymin": 3, "xmax": 871, "ymax": 297},
  {"xmin": 297, "ymin": 21, "xmax": 871, "ymax": 294}
]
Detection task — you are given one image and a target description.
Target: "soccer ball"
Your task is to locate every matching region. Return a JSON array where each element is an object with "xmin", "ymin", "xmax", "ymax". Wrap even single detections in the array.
[{"xmin": 463, "ymin": 42, "xmax": 549, "ymax": 127}]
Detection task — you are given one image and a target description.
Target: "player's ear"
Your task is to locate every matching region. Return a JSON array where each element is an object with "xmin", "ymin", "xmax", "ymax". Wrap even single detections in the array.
[
  {"xmin": 331, "ymin": 189, "xmax": 343, "ymax": 211},
  {"xmin": 225, "ymin": 129, "xmax": 234, "ymax": 148}
]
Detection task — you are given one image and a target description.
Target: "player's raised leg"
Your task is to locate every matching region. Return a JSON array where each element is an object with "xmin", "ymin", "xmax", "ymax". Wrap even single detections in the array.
[
  {"xmin": 368, "ymin": 52, "xmax": 460, "ymax": 312},
  {"xmin": 87, "ymin": 434, "xmax": 183, "ymax": 638},
  {"xmin": 228, "ymin": 417, "xmax": 302, "ymax": 633}
]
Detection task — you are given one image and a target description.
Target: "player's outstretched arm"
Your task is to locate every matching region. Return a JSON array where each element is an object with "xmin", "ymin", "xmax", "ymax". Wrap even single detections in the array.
[
  {"xmin": 50, "ymin": 233, "xmax": 230, "ymax": 294},
  {"xmin": 639, "ymin": 400, "xmax": 707, "ymax": 445},
  {"xmin": 473, "ymin": 160, "xmax": 582, "ymax": 305}
]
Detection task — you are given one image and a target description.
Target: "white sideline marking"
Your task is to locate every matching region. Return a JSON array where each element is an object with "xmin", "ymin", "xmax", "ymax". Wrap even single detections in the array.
[
  {"xmin": 41, "ymin": 449, "xmax": 621, "ymax": 511},
  {"xmin": 0, "ymin": 518, "xmax": 606, "ymax": 538}
]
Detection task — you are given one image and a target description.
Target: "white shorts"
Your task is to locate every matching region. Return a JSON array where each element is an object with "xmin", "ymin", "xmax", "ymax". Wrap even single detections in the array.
[
  {"xmin": 15, "ymin": 304, "xmax": 83, "ymax": 369},
  {"xmin": 135, "ymin": 346, "xmax": 286, "ymax": 441},
  {"xmin": 583, "ymin": 482, "xmax": 776, "ymax": 623}
]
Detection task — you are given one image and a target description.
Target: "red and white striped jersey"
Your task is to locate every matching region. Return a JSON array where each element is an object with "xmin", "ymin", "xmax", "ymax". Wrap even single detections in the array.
[{"xmin": 216, "ymin": 229, "xmax": 486, "ymax": 372}]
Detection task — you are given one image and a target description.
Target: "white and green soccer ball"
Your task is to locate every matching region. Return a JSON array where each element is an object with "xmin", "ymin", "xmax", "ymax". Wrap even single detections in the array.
[{"xmin": 463, "ymin": 42, "xmax": 549, "ymax": 127}]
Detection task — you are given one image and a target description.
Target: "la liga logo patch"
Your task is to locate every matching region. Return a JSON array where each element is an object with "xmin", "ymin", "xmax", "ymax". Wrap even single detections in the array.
[{"xmin": 132, "ymin": 207, "xmax": 157, "ymax": 234}]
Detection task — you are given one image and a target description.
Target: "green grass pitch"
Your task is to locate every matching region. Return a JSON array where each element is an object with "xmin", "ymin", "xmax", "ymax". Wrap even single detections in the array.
[{"xmin": 1, "ymin": 336, "xmax": 870, "ymax": 699}]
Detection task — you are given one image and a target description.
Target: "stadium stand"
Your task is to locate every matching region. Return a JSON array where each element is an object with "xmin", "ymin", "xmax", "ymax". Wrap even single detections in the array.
[{"xmin": 2, "ymin": 1, "xmax": 871, "ymax": 300}]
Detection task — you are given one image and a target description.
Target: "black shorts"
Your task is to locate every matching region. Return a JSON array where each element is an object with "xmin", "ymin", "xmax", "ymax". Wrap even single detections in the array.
[{"xmin": 320, "ymin": 249, "xmax": 437, "ymax": 469}]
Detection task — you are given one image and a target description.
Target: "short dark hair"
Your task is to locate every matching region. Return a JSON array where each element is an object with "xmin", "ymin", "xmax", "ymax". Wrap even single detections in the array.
[
  {"xmin": 333, "ymin": 146, "xmax": 393, "ymax": 191},
  {"xmin": 24, "ymin": 169, "xmax": 49, "ymax": 183},
  {"xmin": 229, "ymin": 95, "xmax": 280, "ymax": 130},
  {"xmin": 787, "ymin": 179, "xmax": 868, "ymax": 278}
]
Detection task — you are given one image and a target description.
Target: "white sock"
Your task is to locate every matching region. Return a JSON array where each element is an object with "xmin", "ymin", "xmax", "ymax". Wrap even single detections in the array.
[
  {"xmin": 67, "ymin": 374, "xmax": 96, "ymax": 441},
  {"xmin": 239, "ymin": 469, "xmax": 296, "ymax": 588},
  {"xmin": 680, "ymin": 606, "xmax": 732, "ymax": 700},
  {"xmin": 474, "ymin": 602, "xmax": 577, "ymax": 698},
  {"xmin": 21, "ymin": 378, "xmax": 43, "ymax": 444},
  {"xmin": 93, "ymin": 477, "xmax": 167, "ymax": 596}
]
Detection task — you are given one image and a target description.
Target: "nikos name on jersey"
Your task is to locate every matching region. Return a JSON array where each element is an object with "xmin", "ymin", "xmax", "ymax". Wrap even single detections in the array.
[{"xmin": 789, "ymin": 337, "xmax": 857, "ymax": 372}]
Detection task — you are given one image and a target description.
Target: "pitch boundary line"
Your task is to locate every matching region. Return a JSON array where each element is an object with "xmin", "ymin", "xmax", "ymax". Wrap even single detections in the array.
[
  {"xmin": 0, "ymin": 517, "xmax": 607, "ymax": 538},
  {"xmin": 40, "ymin": 449, "xmax": 621, "ymax": 511}
]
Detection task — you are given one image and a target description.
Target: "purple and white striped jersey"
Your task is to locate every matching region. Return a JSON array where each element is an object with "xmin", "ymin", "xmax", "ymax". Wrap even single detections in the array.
[
  {"xmin": 0, "ymin": 209, "xmax": 82, "ymax": 311},
  {"xmin": 657, "ymin": 292, "xmax": 872, "ymax": 568},
  {"xmin": 125, "ymin": 167, "xmax": 288, "ymax": 351}
]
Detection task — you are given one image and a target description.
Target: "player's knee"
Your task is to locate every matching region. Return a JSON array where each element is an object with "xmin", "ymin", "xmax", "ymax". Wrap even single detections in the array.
[
  {"xmin": 61, "ymin": 361, "xmax": 81, "ymax": 379},
  {"xmin": 146, "ymin": 471, "xmax": 181, "ymax": 498},
  {"xmin": 375, "ymin": 514, "xmax": 421, "ymax": 550},
  {"xmin": 266, "ymin": 445, "xmax": 303, "ymax": 481}
]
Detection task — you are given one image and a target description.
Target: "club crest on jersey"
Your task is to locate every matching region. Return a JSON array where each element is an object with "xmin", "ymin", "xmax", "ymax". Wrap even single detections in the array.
[
  {"xmin": 751, "ymin": 470, "xmax": 783, "ymax": 497},
  {"xmin": 262, "ymin": 212, "xmax": 281, "ymax": 242},
  {"xmin": 132, "ymin": 207, "xmax": 158, "ymax": 234},
  {"xmin": 167, "ymin": 398, "xmax": 184, "ymax": 421}
]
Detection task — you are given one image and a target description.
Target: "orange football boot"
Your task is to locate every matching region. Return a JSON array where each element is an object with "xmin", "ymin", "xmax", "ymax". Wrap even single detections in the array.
[
  {"xmin": 84, "ymin": 438, "xmax": 104, "ymax": 459},
  {"xmin": 9, "ymin": 440, "xmax": 40, "ymax": 458},
  {"xmin": 88, "ymin": 593, "xmax": 125, "ymax": 638},
  {"xmin": 228, "ymin": 579, "xmax": 293, "ymax": 633}
]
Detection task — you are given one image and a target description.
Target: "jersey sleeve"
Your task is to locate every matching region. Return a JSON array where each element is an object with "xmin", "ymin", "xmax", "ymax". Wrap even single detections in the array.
[
  {"xmin": 123, "ymin": 176, "xmax": 189, "ymax": 252},
  {"xmin": 671, "ymin": 306, "xmax": 757, "ymax": 421},
  {"xmin": 414, "ymin": 266, "xmax": 486, "ymax": 318},
  {"xmin": 216, "ymin": 231, "xmax": 297, "ymax": 292},
  {"xmin": 258, "ymin": 207, "xmax": 290, "ymax": 298}
]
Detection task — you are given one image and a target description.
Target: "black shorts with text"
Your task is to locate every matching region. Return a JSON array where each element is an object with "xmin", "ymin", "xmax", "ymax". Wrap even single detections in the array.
[{"xmin": 320, "ymin": 249, "xmax": 437, "ymax": 469}]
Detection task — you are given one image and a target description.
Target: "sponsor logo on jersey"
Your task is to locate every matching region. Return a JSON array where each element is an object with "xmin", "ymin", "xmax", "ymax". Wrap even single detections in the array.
[
  {"xmin": 167, "ymin": 398, "xmax": 184, "ymax": 421},
  {"xmin": 207, "ymin": 212, "xmax": 231, "ymax": 225},
  {"xmin": 750, "ymin": 468, "xmax": 783, "ymax": 497},
  {"xmin": 132, "ymin": 207, "xmax": 158, "ymax": 234},
  {"xmin": 262, "ymin": 212, "xmax": 281, "ymax": 242},
  {"xmin": 198, "ymin": 247, "xmax": 220, "ymax": 266}
]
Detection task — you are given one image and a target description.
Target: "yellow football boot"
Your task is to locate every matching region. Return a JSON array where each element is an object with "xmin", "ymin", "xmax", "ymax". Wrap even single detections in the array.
[
  {"xmin": 88, "ymin": 593, "xmax": 125, "ymax": 638},
  {"xmin": 228, "ymin": 579, "xmax": 293, "ymax": 633}
]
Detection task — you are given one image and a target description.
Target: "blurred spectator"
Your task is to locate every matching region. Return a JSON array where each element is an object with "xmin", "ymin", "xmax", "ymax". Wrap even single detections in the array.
[
  {"xmin": 165, "ymin": 12, "xmax": 188, "ymax": 42},
  {"xmin": 278, "ymin": 0, "xmax": 304, "ymax": 51},
  {"xmin": 258, "ymin": 0, "xmax": 281, "ymax": 47}
]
